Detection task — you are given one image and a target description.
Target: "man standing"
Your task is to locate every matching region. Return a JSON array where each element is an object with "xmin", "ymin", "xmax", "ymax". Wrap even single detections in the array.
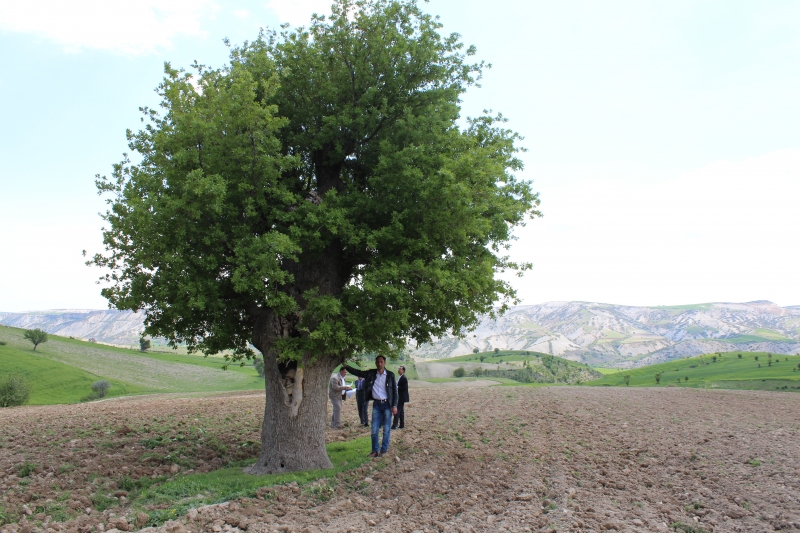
[
  {"xmin": 345, "ymin": 356, "xmax": 397, "ymax": 457},
  {"xmin": 329, "ymin": 367, "xmax": 351, "ymax": 429},
  {"xmin": 355, "ymin": 376, "xmax": 369, "ymax": 426},
  {"xmin": 392, "ymin": 365, "xmax": 409, "ymax": 429}
]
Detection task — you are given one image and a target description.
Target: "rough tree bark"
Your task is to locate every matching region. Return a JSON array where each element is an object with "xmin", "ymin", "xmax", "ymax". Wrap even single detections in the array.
[
  {"xmin": 248, "ymin": 315, "xmax": 337, "ymax": 474},
  {"xmin": 247, "ymin": 243, "xmax": 348, "ymax": 474}
]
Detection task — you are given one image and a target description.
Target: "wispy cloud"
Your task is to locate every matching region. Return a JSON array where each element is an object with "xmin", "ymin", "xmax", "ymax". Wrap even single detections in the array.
[{"xmin": 0, "ymin": 0, "xmax": 217, "ymax": 55}]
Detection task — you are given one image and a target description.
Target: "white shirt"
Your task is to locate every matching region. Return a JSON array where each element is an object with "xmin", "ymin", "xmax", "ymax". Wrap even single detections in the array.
[{"xmin": 372, "ymin": 369, "xmax": 388, "ymax": 400}]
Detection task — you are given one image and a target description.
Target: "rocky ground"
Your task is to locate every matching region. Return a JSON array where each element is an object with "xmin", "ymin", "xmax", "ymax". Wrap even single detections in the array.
[{"xmin": 1, "ymin": 385, "xmax": 799, "ymax": 533}]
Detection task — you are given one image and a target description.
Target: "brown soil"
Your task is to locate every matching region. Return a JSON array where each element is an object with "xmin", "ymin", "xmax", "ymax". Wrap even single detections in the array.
[{"xmin": 1, "ymin": 386, "xmax": 799, "ymax": 533}]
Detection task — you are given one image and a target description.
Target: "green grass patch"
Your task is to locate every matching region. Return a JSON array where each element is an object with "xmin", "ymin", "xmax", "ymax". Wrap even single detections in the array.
[
  {"xmin": 435, "ymin": 350, "xmax": 552, "ymax": 363},
  {"xmin": 0, "ymin": 342, "xmax": 143, "ymax": 404},
  {"xmin": 593, "ymin": 367, "xmax": 622, "ymax": 375},
  {"xmin": 0, "ymin": 326, "xmax": 264, "ymax": 404},
  {"xmin": 583, "ymin": 352, "xmax": 800, "ymax": 391},
  {"xmin": 125, "ymin": 437, "xmax": 372, "ymax": 527}
]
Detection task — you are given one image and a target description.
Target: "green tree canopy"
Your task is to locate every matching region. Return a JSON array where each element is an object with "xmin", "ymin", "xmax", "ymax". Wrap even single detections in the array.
[
  {"xmin": 23, "ymin": 328, "xmax": 48, "ymax": 351},
  {"xmin": 91, "ymin": 0, "xmax": 539, "ymax": 473}
]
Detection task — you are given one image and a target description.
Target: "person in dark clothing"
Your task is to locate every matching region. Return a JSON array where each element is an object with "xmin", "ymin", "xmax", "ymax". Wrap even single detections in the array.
[
  {"xmin": 355, "ymin": 376, "xmax": 369, "ymax": 426},
  {"xmin": 392, "ymin": 366, "xmax": 409, "ymax": 429},
  {"xmin": 344, "ymin": 356, "xmax": 398, "ymax": 457}
]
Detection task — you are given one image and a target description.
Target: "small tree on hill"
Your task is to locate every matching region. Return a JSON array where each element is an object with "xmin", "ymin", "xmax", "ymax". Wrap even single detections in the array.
[
  {"xmin": 738, "ymin": 354, "xmax": 742, "ymax": 359},
  {"xmin": 91, "ymin": 380, "xmax": 111, "ymax": 398},
  {"xmin": 453, "ymin": 367, "xmax": 466, "ymax": 378},
  {"xmin": 139, "ymin": 336, "xmax": 151, "ymax": 352},
  {"xmin": 472, "ymin": 347, "xmax": 479, "ymax": 354},
  {"xmin": 623, "ymin": 375, "xmax": 631, "ymax": 386},
  {"xmin": 494, "ymin": 348, "xmax": 500, "ymax": 354},
  {"xmin": 479, "ymin": 355, "xmax": 486, "ymax": 363},
  {"xmin": 0, "ymin": 374, "xmax": 32, "ymax": 407},
  {"xmin": 654, "ymin": 372, "xmax": 662, "ymax": 384},
  {"xmin": 23, "ymin": 328, "xmax": 47, "ymax": 351}
]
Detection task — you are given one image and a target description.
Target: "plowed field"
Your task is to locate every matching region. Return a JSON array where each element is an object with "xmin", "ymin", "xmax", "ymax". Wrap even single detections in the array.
[{"xmin": 1, "ymin": 386, "xmax": 799, "ymax": 533}]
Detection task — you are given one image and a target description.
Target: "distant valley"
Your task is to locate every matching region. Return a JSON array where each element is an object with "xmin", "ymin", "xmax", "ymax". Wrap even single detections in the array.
[{"xmin": 2, "ymin": 300, "xmax": 800, "ymax": 367}]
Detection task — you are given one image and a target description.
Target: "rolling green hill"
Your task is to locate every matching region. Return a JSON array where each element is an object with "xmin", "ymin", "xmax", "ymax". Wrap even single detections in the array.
[
  {"xmin": 422, "ymin": 350, "xmax": 602, "ymax": 384},
  {"xmin": 586, "ymin": 351, "xmax": 800, "ymax": 392},
  {"xmin": 0, "ymin": 326, "xmax": 264, "ymax": 405}
]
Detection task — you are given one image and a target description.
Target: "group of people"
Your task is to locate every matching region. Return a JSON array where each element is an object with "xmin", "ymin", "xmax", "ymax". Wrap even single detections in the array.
[{"xmin": 328, "ymin": 355, "xmax": 410, "ymax": 457}]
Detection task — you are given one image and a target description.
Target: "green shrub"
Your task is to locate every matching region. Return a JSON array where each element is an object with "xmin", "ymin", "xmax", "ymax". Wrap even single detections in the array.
[
  {"xmin": 472, "ymin": 347, "xmax": 479, "ymax": 354},
  {"xmin": 0, "ymin": 374, "xmax": 32, "ymax": 407},
  {"xmin": 253, "ymin": 358, "xmax": 265, "ymax": 378},
  {"xmin": 453, "ymin": 367, "xmax": 466, "ymax": 378},
  {"xmin": 91, "ymin": 380, "xmax": 111, "ymax": 398},
  {"xmin": 139, "ymin": 336, "xmax": 151, "ymax": 352},
  {"xmin": 0, "ymin": 340, "xmax": 7, "ymax": 346}
]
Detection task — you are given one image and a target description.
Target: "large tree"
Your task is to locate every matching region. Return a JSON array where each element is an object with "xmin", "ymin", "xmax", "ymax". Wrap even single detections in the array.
[{"xmin": 91, "ymin": 0, "xmax": 540, "ymax": 473}]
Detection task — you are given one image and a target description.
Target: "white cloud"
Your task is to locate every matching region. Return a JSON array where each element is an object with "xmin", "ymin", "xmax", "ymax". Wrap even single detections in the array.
[
  {"xmin": 233, "ymin": 9, "xmax": 250, "ymax": 20},
  {"xmin": 509, "ymin": 148, "xmax": 800, "ymax": 306},
  {"xmin": 0, "ymin": 0, "xmax": 216, "ymax": 55},
  {"xmin": 264, "ymin": 0, "xmax": 332, "ymax": 27}
]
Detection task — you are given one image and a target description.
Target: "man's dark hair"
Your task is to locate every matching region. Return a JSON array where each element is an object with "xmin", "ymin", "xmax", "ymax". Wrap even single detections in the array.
[
  {"xmin": 399, "ymin": 366, "xmax": 405, "ymax": 371},
  {"xmin": 375, "ymin": 355, "xmax": 386, "ymax": 363}
]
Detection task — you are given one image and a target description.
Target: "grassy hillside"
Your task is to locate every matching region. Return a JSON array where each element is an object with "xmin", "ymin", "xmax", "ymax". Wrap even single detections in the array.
[
  {"xmin": 422, "ymin": 350, "xmax": 602, "ymax": 385},
  {"xmin": 441, "ymin": 349, "xmax": 552, "ymax": 363},
  {"xmin": 0, "ymin": 342, "xmax": 146, "ymax": 404},
  {"xmin": 0, "ymin": 326, "xmax": 264, "ymax": 405},
  {"xmin": 586, "ymin": 351, "xmax": 800, "ymax": 391}
]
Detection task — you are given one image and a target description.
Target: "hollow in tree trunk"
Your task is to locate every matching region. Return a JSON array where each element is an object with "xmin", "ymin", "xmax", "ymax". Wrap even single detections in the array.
[{"xmin": 247, "ymin": 346, "xmax": 337, "ymax": 474}]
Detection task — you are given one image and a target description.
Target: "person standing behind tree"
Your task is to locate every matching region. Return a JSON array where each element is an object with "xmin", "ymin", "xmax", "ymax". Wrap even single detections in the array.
[
  {"xmin": 392, "ymin": 365, "xmax": 409, "ymax": 429},
  {"xmin": 345, "ymin": 356, "xmax": 397, "ymax": 457},
  {"xmin": 355, "ymin": 376, "xmax": 369, "ymax": 426},
  {"xmin": 329, "ymin": 368, "xmax": 351, "ymax": 429}
]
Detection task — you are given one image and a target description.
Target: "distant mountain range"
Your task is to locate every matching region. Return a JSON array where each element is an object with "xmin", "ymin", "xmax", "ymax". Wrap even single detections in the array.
[
  {"xmin": 0, "ymin": 309, "xmax": 145, "ymax": 347},
  {"xmin": 2, "ymin": 301, "xmax": 800, "ymax": 367},
  {"xmin": 408, "ymin": 300, "xmax": 800, "ymax": 367}
]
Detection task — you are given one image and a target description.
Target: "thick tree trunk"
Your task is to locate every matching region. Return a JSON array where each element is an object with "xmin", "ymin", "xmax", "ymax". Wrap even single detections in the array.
[{"xmin": 247, "ymin": 315, "xmax": 338, "ymax": 474}]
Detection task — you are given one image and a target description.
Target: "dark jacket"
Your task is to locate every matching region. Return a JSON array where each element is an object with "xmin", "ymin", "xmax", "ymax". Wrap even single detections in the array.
[
  {"xmin": 344, "ymin": 365, "xmax": 398, "ymax": 408},
  {"xmin": 397, "ymin": 375, "xmax": 409, "ymax": 403}
]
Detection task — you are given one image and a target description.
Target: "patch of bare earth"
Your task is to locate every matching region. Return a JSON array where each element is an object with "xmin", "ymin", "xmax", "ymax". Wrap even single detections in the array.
[{"xmin": 2, "ymin": 387, "xmax": 799, "ymax": 533}]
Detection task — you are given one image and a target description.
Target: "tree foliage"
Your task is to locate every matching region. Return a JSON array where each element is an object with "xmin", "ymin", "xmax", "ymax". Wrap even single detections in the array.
[
  {"xmin": 23, "ymin": 328, "xmax": 47, "ymax": 351},
  {"xmin": 91, "ymin": 0, "xmax": 538, "ymax": 367},
  {"xmin": 0, "ymin": 374, "xmax": 32, "ymax": 407},
  {"xmin": 89, "ymin": 0, "xmax": 539, "ymax": 473}
]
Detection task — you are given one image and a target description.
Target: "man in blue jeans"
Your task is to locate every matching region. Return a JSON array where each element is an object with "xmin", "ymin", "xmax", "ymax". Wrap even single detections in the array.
[{"xmin": 345, "ymin": 356, "xmax": 398, "ymax": 457}]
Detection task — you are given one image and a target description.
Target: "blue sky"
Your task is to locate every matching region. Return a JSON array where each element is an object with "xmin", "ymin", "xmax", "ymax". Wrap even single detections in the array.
[{"xmin": 1, "ymin": 0, "xmax": 799, "ymax": 312}]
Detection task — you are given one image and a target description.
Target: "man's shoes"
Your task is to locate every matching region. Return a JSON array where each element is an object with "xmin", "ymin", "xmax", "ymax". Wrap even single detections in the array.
[
  {"xmin": 391, "ymin": 426, "xmax": 397, "ymax": 430},
  {"xmin": 378, "ymin": 451, "xmax": 387, "ymax": 457},
  {"xmin": 369, "ymin": 451, "xmax": 379, "ymax": 457}
]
